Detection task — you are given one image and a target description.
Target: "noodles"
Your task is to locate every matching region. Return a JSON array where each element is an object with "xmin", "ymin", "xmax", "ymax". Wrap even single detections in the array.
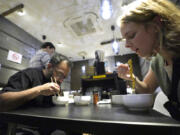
[{"xmin": 128, "ymin": 59, "xmax": 135, "ymax": 93}]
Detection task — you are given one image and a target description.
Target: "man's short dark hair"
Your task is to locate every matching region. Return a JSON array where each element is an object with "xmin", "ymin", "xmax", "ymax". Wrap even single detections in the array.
[
  {"xmin": 49, "ymin": 53, "xmax": 72, "ymax": 68},
  {"xmin": 41, "ymin": 42, "xmax": 55, "ymax": 50}
]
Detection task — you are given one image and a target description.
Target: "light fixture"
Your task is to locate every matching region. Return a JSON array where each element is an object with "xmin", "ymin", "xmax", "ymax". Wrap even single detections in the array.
[
  {"xmin": 17, "ymin": 9, "xmax": 25, "ymax": 16},
  {"xmin": 112, "ymin": 40, "xmax": 120, "ymax": 55},
  {"xmin": 81, "ymin": 65, "xmax": 86, "ymax": 74},
  {"xmin": 1, "ymin": 4, "xmax": 24, "ymax": 17},
  {"xmin": 100, "ymin": 0, "xmax": 113, "ymax": 20},
  {"xmin": 116, "ymin": 61, "xmax": 122, "ymax": 66},
  {"xmin": 78, "ymin": 51, "xmax": 87, "ymax": 60},
  {"xmin": 111, "ymin": 25, "xmax": 120, "ymax": 55},
  {"xmin": 57, "ymin": 43, "xmax": 64, "ymax": 47}
]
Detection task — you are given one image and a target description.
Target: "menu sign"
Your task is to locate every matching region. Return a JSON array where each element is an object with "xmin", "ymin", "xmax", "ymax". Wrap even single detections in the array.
[{"xmin": 7, "ymin": 50, "xmax": 22, "ymax": 64}]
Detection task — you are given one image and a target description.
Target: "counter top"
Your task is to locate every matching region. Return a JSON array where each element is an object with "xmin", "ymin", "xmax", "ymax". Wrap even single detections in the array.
[{"xmin": 0, "ymin": 104, "xmax": 180, "ymax": 135}]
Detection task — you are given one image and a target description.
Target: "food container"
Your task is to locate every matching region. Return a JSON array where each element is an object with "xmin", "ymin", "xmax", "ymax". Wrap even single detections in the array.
[
  {"xmin": 111, "ymin": 95, "xmax": 124, "ymax": 105},
  {"xmin": 123, "ymin": 94, "xmax": 154, "ymax": 111},
  {"xmin": 93, "ymin": 91, "xmax": 99, "ymax": 104},
  {"xmin": 52, "ymin": 96, "xmax": 69, "ymax": 105},
  {"xmin": 74, "ymin": 96, "xmax": 91, "ymax": 105}
]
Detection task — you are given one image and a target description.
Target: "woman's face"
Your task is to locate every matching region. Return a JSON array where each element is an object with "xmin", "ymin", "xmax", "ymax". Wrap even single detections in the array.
[{"xmin": 120, "ymin": 22, "xmax": 158, "ymax": 57}]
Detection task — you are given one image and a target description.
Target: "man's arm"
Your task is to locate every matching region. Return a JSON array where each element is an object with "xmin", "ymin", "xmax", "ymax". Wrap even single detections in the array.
[{"xmin": 0, "ymin": 83, "xmax": 60, "ymax": 112}]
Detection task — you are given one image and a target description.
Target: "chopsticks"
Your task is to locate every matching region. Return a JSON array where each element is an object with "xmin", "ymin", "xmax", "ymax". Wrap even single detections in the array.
[
  {"xmin": 51, "ymin": 77, "xmax": 60, "ymax": 96},
  {"xmin": 128, "ymin": 59, "xmax": 135, "ymax": 93},
  {"xmin": 54, "ymin": 77, "xmax": 63, "ymax": 96}
]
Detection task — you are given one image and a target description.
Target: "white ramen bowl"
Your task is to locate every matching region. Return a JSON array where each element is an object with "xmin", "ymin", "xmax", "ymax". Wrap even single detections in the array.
[
  {"xmin": 123, "ymin": 94, "xmax": 154, "ymax": 111},
  {"xmin": 74, "ymin": 96, "xmax": 91, "ymax": 105},
  {"xmin": 52, "ymin": 96, "xmax": 69, "ymax": 105},
  {"xmin": 111, "ymin": 95, "xmax": 124, "ymax": 105}
]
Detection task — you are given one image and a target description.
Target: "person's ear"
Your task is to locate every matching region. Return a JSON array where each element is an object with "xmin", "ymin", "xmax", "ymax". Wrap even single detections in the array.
[{"xmin": 153, "ymin": 16, "xmax": 163, "ymax": 29}]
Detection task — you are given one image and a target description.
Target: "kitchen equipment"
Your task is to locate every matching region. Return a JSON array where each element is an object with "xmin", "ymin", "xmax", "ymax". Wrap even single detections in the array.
[{"xmin": 94, "ymin": 50, "xmax": 105, "ymax": 75}]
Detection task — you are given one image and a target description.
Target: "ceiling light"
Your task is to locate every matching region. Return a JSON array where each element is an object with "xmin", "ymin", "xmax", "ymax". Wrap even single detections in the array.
[
  {"xmin": 57, "ymin": 43, "xmax": 64, "ymax": 47},
  {"xmin": 100, "ymin": 0, "xmax": 113, "ymax": 20},
  {"xmin": 111, "ymin": 25, "xmax": 120, "ymax": 55},
  {"xmin": 116, "ymin": 61, "xmax": 122, "ymax": 66},
  {"xmin": 1, "ymin": 4, "xmax": 24, "ymax": 17},
  {"xmin": 78, "ymin": 51, "xmax": 87, "ymax": 59},
  {"xmin": 81, "ymin": 65, "xmax": 86, "ymax": 74},
  {"xmin": 17, "ymin": 9, "xmax": 25, "ymax": 16},
  {"xmin": 112, "ymin": 40, "xmax": 120, "ymax": 55}
]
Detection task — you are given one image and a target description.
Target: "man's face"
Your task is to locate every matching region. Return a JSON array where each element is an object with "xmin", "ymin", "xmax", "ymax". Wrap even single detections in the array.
[
  {"xmin": 46, "ymin": 47, "xmax": 55, "ymax": 56},
  {"xmin": 52, "ymin": 60, "xmax": 70, "ymax": 84}
]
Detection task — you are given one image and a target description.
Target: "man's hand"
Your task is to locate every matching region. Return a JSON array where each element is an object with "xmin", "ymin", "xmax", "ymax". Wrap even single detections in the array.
[{"xmin": 39, "ymin": 83, "xmax": 60, "ymax": 96}]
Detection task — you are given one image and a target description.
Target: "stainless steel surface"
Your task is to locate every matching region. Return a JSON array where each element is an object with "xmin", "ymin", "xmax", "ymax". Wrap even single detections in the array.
[{"xmin": 0, "ymin": 104, "xmax": 180, "ymax": 135}]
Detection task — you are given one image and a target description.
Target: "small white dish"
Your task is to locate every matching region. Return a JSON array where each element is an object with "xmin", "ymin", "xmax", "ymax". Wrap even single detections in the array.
[
  {"xmin": 74, "ymin": 96, "xmax": 91, "ymax": 105},
  {"xmin": 111, "ymin": 95, "xmax": 124, "ymax": 105},
  {"xmin": 52, "ymin": 96, "xmax": 69, "ymax": 105},
  {"xmin": 123, "ymin": 94, "xmax": 154, "ymax": 111}
]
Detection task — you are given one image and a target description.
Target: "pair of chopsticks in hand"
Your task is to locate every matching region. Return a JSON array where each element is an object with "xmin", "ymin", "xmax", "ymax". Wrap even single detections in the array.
[
  {"xmin": 128, "ymin": 59, "xmax": 135, "ymax": 93},
  {"xmin": 51, "ymin": 77, "xmax": 60, "ymax": 96}
]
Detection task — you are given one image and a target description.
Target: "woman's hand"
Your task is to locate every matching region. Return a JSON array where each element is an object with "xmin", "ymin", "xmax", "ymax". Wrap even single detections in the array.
[
  {"xmin": 38, "ymin": 83, "xmax": 60, "ymax": 96},
  {"xmin": 117, "ymin": 64, "xmax": 133, "ymax": 81}
]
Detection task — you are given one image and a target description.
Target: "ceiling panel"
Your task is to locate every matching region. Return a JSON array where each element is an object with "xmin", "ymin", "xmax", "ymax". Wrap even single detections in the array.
[{"xmin": 0, "ymin": 0, "xmax": 134, "ymax": 61}]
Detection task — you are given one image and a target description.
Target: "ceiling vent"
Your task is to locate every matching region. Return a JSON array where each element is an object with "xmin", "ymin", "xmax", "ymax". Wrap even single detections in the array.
[{"xmin": 63, "ymin": 12, "xmax": 101, "ymax": 38}]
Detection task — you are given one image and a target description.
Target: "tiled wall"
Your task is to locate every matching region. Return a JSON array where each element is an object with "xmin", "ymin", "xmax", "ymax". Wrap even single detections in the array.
[{"xmin": 0, "ymin": 16, "xmax": 41, "ymax": 86}]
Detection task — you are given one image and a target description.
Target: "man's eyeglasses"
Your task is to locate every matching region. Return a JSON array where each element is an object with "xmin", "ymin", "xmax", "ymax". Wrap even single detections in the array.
[{"xmin": 54, "ymin": 69, "xmax": 65, "ymax": 80}]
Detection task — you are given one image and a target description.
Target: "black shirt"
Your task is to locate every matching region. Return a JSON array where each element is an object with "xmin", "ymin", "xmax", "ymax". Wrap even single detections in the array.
[{"xmin": 1, "ymin": 68, "xmax": 53, "ymax": 108}]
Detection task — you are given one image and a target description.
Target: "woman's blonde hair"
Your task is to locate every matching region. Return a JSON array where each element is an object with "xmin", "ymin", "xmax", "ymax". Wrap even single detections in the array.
[{"xmin": 120, "ymin": 0, "xmax": 180, "ymax": 57}]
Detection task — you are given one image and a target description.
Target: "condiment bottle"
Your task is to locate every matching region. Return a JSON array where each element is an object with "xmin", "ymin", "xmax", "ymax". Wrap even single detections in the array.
[{"xmin": 93, "ymin": 90, "xmax": 99, "ymax": 104}]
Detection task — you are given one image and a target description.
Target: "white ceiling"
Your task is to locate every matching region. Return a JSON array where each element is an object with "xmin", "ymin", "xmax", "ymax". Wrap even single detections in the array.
[{"xmin": 0, "ymin": 0, "xmax": 134, "ymax": 61}]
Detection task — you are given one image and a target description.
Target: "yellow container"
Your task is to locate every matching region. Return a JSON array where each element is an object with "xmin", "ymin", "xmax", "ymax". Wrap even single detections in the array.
[{"xmin": 93, "ymin": 75, "xmax": 106, "ymax": 79}]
